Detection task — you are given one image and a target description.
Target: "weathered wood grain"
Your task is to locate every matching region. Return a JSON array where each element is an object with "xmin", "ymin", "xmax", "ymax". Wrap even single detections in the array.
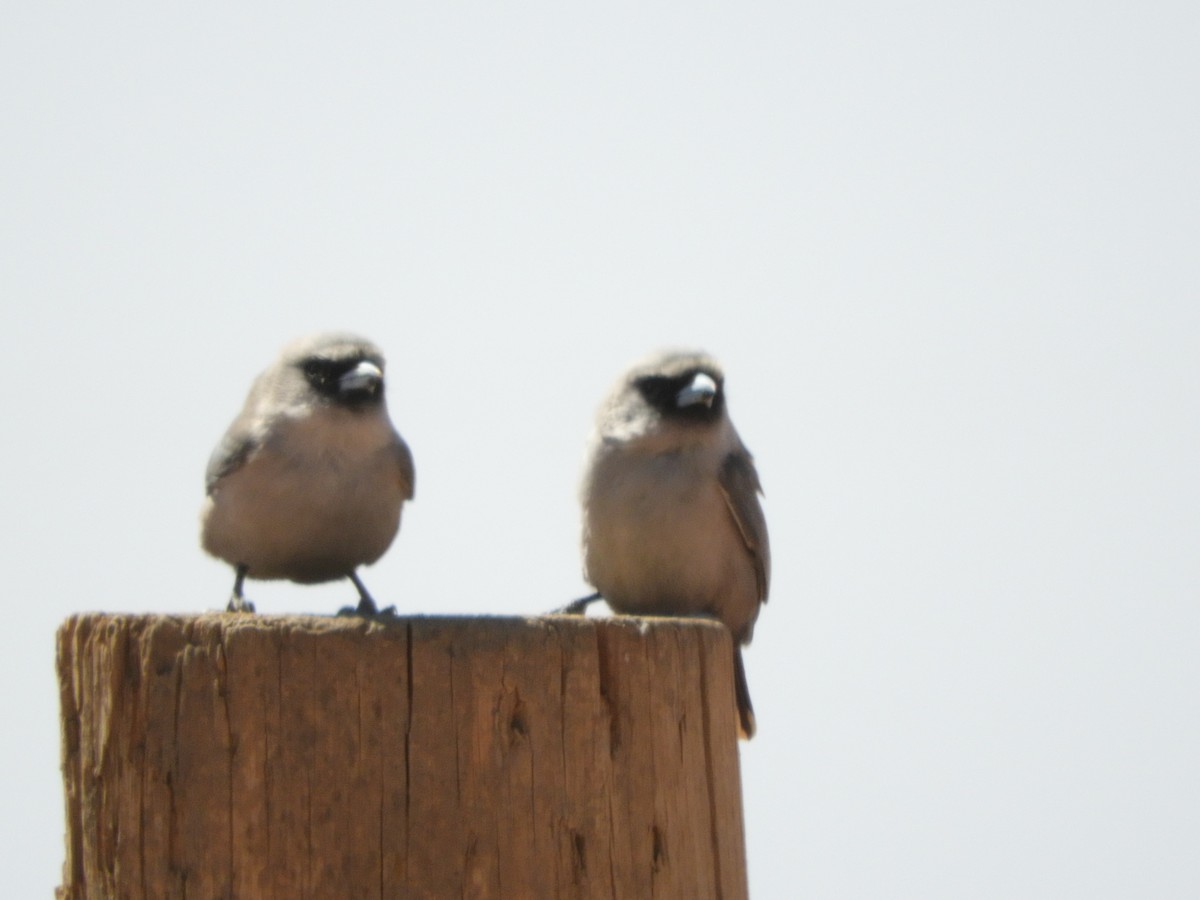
[{"xmin": 57, "ymin": 613, "xmax": 747, "ymax": 899}]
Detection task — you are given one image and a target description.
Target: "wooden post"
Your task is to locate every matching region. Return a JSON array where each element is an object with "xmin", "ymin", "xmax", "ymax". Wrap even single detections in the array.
[{"xmin": 57, "ymin": 613, "xmax": 748, "ymax": 899}]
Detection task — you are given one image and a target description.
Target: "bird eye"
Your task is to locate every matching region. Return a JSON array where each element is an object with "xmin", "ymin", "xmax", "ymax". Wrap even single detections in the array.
[{"xmin": 301, "ymin": 358, "xmax": 336, "ymax": 388}]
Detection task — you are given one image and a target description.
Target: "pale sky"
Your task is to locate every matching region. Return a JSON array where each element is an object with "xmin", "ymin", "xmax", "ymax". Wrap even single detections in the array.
[{"xmin": 3, "ymin": 3, "xmax": 1199, "ymax": 896}]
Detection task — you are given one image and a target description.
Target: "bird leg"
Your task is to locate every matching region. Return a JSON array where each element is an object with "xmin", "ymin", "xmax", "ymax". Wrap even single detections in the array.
[
  {"xmin": 225, "ymin": 564, "xmax": 256, "ymax": 613},
  {"xmin": 339, "ymin": 571, "xmax": 396, "ymax": 617},
  {"xmin": 552, "ymin": 591, "xmax": 602, "ymax": 615}
]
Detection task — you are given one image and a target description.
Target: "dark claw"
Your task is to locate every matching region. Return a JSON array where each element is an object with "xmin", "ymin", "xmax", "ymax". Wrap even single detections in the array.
[
  {"xmin": 337, "ymin": 599, "xmax": 397, "ymax": 619},
  {"xmin": 355, "ymin": 593, "xmax": 379, "ymax": 615}
]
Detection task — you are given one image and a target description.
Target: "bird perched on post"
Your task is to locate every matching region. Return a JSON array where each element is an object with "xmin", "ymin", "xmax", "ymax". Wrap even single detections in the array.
[
  {"xmin": 578, "ymin": 350, "xmax": 770, "ymax": 738},
  {"xmin": 201, "ymin": 332, "xmax": 415, "ymax": 615}
]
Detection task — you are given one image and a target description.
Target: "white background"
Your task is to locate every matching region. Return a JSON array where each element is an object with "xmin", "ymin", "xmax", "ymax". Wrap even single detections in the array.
[{"xmin": 3, "ymin": 3, "xmax": 1198, "ymax": 896}]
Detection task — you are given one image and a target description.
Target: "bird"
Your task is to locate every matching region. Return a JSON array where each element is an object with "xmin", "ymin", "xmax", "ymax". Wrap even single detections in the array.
[
  {"xmin": 200, "ymin": 332, "xmax": 415, "ymax": 615},
  {"xmin": 576, "ymin": 350, "xmax": 769, "ymax": 738}
]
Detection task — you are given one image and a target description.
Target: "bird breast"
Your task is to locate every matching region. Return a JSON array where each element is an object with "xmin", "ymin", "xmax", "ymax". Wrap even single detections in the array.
[
  {"xmin": 581, "ymin": 437, "xmax": 760, "ymax": 640},
  {"xmin": 202, "ymin": 409, "xmax": 406, "ymax": 582}
]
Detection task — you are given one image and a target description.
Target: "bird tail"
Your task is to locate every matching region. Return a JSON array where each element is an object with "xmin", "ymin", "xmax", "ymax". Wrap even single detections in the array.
[{"xmin": 734, "ymin": 646, "xmax": 756, "ymax": 739}]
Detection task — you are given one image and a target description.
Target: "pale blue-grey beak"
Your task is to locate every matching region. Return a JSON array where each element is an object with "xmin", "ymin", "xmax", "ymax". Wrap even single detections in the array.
[
  {"xmin": 339, "ymin": 360, "xmax": 383, "ymax": 394},
  {"xmin": 676, "ymin": 372, "xmax": 717, "ymax": 408}
]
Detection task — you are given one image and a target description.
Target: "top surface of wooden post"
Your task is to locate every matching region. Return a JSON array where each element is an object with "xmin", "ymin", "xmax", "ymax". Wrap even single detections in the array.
[{"xmin": 58, "ymin": 613, "xmax": 748, "ymax": 900}]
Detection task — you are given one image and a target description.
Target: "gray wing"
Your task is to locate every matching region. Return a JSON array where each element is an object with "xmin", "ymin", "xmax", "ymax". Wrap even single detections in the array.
[
  {"xmin": 206, "ymin": 368, "xmax": 278, "ymax": 495},
  {"xmin": 204, "ymin": 420, "xmax": 261, "ymax": 495},
  {"xmin": 393, "ymin": 433, "xmax": 416, "ymax": 501},
  {"xmin": 718, "ymin": 445, "xmax": 771, "ymax": 604}
]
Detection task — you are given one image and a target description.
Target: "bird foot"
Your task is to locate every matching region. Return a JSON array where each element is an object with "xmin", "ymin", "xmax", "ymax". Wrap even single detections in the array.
[
  {"xmin": 551, "ymin": 592, "xmax": 602, "ymax": 616},
  {"xmin": 337, "ymin": 598, "xmax": 397, "ymax": 618}
]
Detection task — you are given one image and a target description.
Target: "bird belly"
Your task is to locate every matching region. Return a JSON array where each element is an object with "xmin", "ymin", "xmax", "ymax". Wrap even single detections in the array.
[
  {"xmin": 202, "ymin": 418, "xmax": 404, "ymax": 582},
  {"xmin": 582, "ymin": 451, "xmax": 758, "ymax": 639}
]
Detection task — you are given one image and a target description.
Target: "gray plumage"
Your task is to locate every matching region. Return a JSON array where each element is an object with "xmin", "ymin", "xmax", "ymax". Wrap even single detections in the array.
[
  {"xmin": 201, "ymin": 332, "xmax": 414, "ymax": 613},
  {"xmin": 580, "ymin": 350, "xmax": 769, "ymax": 738}
]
